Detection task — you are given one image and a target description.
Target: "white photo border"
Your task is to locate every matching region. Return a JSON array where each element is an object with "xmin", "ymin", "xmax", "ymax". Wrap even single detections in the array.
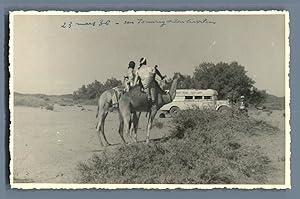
[{"xmin": 9, "ymin": 10, "xmax": 291, "ymax": 190}]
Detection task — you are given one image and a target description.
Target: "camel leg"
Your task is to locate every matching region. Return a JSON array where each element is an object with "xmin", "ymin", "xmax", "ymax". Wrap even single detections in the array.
[
  {"xmin": 121, "ymin": 109, "xmax": 133, "ymax": 144},
  {"xmin": 146, "ymin": 111, "xmax": 157, "ymax": 143},
  {"xmin": 96, "ymin": 112, "xmax": 104, "ymax": 147},
  {"xmin": 128, "ymin": 117, "xmax": 132, "ymax": 136},
  {"xmin": 100, "ymin": 111, "xmax": 111, "ymax": 146},
  {"xmin": 129, "ymin": 112, "xmax": 140, "ymax": 137},
  {"xmin": 118, "ymin": 112, "xmax": 126, "ymax": 144},
  {"xmin": 96, "ymin": 103, "xmax": 111, "ymax": 147},
  {"xmin": 129, "ymin": 114, "xmax": 134, "ymax": 137},
  {"xmin": 132, "ymin": 112, "xmax": 140, "ymax": 142}
]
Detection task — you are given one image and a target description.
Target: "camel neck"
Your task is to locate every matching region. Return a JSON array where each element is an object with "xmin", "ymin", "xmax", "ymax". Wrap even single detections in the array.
[
  {"xmin": 162, "ymin": 77, "xmax": 179, "ymax": 104},
  {"xmin": 169, "ymin": 77, "xmax": 178, "ymax": 100}
]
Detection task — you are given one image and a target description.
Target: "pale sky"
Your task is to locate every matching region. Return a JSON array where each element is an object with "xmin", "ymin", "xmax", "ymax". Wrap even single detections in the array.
[{"xmin": 12, "ymin": 13, "xmax": 286, "ymax": 96}]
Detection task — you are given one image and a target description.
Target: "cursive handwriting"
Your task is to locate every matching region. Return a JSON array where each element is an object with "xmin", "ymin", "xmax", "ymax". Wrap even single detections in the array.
[
  {"xmin": 136, "ymin": 18, "xmax": 216, "ymax": 27},
  {"xmin": 61, "ymin": 20, "xmax": 111, "ymax": 28},
  {"xmin": 60, "ymin": 18, "xmax": 216, "ymax": 29}
]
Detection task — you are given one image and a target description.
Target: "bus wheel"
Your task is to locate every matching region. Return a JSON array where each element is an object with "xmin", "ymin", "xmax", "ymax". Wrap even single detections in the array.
[
  {"xmin": 170, "ymin": 106, "xmax": 180, "ymax": 117},
  {"xmin": 218, "ymin": 106, "xmax": 230, "ymax": 113}
]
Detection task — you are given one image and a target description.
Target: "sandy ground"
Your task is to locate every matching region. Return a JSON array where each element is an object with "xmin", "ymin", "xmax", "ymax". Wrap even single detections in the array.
[
  {"xmin": 248, "ymin": 109, "xmax": 286, "ymax": 184},
  {"xmin": 12, "ymin": 105, "xmax": 173, "ymax": 183},
  {"xmin": 12, "ymin": 105, "xmax": 286, "ymax": 184}
]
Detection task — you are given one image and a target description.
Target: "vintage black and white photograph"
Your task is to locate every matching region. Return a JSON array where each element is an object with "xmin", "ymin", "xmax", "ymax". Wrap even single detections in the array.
[{"xmin": 9, "ymin": 11, "xmax": 290, "ymax": 189}]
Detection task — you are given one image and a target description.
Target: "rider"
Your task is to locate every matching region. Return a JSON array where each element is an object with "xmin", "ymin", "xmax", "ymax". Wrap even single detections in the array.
[
  {"xmin": 112, "ymin": 61, "xmax": 136, "ymax": 108},
  {"xmin": 124, "ymin": 61, "xmax": 136, "ymax": 92},
  {"xmin": 134, "ymin": 57, "xmax": 166, "ymax": 109}
]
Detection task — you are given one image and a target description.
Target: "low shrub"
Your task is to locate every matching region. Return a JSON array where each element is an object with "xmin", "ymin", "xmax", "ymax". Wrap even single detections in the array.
[
  {"xmin": 171, "ymin": 108, "xmax": 276, "ymax": 139},
  {"xmin": 153, "ymin": 120, "xmax": 164, "ymax": 129},
  {"xmin": 77, "ymin": 108, "xmax": 273, "ymax": 184},
  {"xmin": 14, "ymin": 95, "xmax": 48, "ymax": 107},
  {"xmin": 45, "ymin": 104, "xmax": 54, "ymax": 111}
]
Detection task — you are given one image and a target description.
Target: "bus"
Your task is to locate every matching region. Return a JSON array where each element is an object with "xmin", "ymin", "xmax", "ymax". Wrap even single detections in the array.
[{"xmin": 160, "ymin": 89, "xmax": 231, "ymax": 117}]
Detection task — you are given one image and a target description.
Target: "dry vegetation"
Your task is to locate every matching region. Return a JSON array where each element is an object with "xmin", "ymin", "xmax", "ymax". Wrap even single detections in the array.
[
  {"xmin": 77, "ymin": 108, "xmax": 276, "ymax": 184},
  {"xmin": 13, "ymin": 92, "xmax": 284, "ymax": 184},
  {"xmin": 14, "ymin": 92, "xmax": 74, "ymax": 110}
]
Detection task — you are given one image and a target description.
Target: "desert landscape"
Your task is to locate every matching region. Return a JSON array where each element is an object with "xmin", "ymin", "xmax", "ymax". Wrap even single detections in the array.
[{"xmin": 12, "ymin": 95, "xmax": 286, "ymax": 184}]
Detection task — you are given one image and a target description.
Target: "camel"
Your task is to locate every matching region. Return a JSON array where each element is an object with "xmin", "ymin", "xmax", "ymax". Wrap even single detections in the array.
[
  {"xmin": 95, "ymin": 78, "xmax": 142, "ymax": 147},
  {"xmin": 118, "ymin": 73, "xmax": 182, "ymax": 144},
  {"xmin": 95, "ymin": 85, "xmax": 125, "ymax": 146}
]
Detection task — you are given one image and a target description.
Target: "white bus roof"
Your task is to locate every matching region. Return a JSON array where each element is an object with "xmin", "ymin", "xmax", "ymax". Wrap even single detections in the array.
[{"xmin": 172, "ymin": 89, "xmax": 218, "ymax": 96}]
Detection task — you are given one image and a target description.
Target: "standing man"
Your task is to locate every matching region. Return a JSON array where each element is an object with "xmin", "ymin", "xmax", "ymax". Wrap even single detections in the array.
[{"xmin": 239, "ymin": 95, "xmax": 248, "ymax": 116}]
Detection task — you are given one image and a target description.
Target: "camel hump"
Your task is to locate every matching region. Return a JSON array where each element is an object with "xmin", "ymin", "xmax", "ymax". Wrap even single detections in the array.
[
  {"xmin": 126, "ymin": 85, "xmax": 145, "ymax": 96},
  {"xmin": 131, "ymin": 85, "xmax": 142, "ymax": 91},
  {"xmin": 113, "ymin": 85, "xmax": 125, "ymax": 91},
  {"xmin": 128, "ymin": 82, "xmax": 165, "ymax": 94}
]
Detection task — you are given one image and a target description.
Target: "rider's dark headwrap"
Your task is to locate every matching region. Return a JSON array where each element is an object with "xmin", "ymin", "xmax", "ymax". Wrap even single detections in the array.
[{"xmin": 128, "ymin": 61, "xmax": 135, "ymax": 69}]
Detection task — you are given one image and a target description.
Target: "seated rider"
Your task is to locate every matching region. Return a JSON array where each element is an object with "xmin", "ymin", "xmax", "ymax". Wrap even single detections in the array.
[
  {"xmin": 124, "ymin": 61, "xmax": 136, "ymax": 92},
  {"xmin": 112, "ymin": 61, "xmax": 136, "ymax": 108},
  {"xmin": 134, "ymin": 57, "xmax": 166, "ymax": 109}
]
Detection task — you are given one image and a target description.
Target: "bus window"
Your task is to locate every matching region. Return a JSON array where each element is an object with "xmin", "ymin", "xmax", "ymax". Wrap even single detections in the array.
[
  {"xmin": 185, "ymin": 96, "xmax": 193, "ymax": 100},
  {"xmin": 195, "ymin": 96, "xmax": 203, "ymax": 99},
  {"xmin": 204, "ymin": 96, "xmax": 212, "ymax": 100}
]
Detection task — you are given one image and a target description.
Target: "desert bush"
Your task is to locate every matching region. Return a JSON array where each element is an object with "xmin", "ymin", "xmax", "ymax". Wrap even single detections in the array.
[
  {"xmin": 171, "ymin": 108, "xmax": 218, "ymax": 138},
  {"xmin": 45, "ymin": 104, "xmax": 54, "ymax": 111},
  {"xmin": 14, "ymin": 93, "xmax": 76, "ymax": 107},
  {"xmin": 260, "ymin": 95, "xmax": 284, "ymax": 110},
  {"xmin": 171, "ymin": 108, "xmax": 276, "ymax": 139},
  {"xmin": 14, "ymin": 95, "xmax": 49, "ymax": 107},
  {"xmin": 73, "ymin": 78, "xmax": 122, "ymax": 100},
  {"xmin": 77, "ymin": 108, "xmax": 273, "ymax": 184},
  {"xmin": 153, "ymin": 120, "xmax": 164, "ymax": 129}
]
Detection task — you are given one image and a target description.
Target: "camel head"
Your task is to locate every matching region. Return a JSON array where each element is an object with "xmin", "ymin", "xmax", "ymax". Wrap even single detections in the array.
[{"xmin": 173, "ymin": 72, "xmax": 184, "ymax": 80}]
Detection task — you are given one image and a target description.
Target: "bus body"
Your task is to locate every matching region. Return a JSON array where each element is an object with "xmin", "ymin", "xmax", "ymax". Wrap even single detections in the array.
[{"xmin": 160, "ymin": 89, "xmax": 230, "ymax": 116}]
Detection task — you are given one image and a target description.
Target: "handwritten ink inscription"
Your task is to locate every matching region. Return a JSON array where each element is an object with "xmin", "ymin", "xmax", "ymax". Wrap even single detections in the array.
[
  {"xmin": 61, "ymin": 20, "xmax": 111, "ymax": 28},
  {"xmin": 124, "ymin": 20, "xmax": 134, "ymax": 24},
  {"xmin": 60, "ymin": 18, "xmax": 216, "ymax": 29},
  {"xmin": 136, "ymin": 18, "xmax": 215, "ymax": 27}
]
